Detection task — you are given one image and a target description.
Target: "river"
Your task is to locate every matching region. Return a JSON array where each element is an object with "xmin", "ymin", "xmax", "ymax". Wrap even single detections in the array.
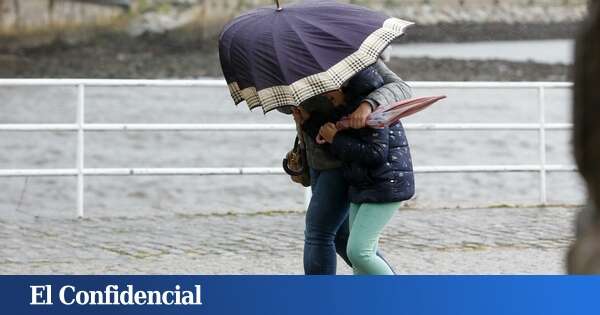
[{"xmin": 391, "ymin": 39, "xmax": 574, "ymax": 64}]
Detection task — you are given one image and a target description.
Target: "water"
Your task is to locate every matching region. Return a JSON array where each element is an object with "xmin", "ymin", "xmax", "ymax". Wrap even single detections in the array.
[
  {"xmin": 0, "ymin": 84, "xmax": 585, "ymax": 218},
  {"xmin": 390, "ymin": 40, "xmax": 574, "ymax": 64}
]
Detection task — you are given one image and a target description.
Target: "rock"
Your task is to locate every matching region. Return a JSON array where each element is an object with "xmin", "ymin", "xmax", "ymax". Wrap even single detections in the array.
[
  {"xmin": 127, "ymin": 5, "xmax": 202, "ymax": 36},
  {"xmin": 391, "ymin": 4, "xmax": 587, "ymax": 25}
]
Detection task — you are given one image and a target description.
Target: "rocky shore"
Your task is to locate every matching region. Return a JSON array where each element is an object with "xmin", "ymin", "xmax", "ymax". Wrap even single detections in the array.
[
  {"xmin": 388, "ymin": 3, "xmax": 587, "ymax": 25},
  {"xmin": 0, "ymin": 21, "xmax": 576, "ymax": 81},
  {"xmin": 0, "ymin": 50, "xmax": 571, "ymax": 82}
]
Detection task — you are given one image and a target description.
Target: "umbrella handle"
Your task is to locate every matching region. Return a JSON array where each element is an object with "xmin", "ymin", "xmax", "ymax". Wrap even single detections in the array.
[{"xmin": 274, "ymin": 0, "xmax": 283, "ymax": 11}]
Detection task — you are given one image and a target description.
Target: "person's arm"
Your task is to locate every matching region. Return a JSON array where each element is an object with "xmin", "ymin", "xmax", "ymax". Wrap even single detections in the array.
[
  {"xmin": 319, "ymin": 123, "xmax": 389, "ymax": 167},
  {"xmin": 362, "ymin": 60, "xmax": 413, "ymax": 110},
  {"xmin": 346, "ymin": 60, "xmax": 412, "ymax": 128}
]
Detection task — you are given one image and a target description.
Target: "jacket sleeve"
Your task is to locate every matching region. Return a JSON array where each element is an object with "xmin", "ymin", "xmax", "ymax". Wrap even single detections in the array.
[
  {"xmin": 330, "ymin": 127, "xmax": 389, "ymax": 167},
  {"xmin": 362, "ymin": 60, "xmax": 413, "ymax": 110}
]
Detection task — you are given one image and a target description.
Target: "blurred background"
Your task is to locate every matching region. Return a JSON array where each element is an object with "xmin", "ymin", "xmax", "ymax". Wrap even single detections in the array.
[
  {"xmin": 0, "ymin": 0, "xmax": 587, "ymax": 217},
  {"xmin": 0, "ymin": 0, "xmax": 585, "ymax": 79}
]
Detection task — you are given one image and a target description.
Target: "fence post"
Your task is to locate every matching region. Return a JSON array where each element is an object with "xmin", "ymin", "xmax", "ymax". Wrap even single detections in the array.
[
  {"xmin": 77, "ymin": 84, "xmax": 85, "ymax": 218},
  {"xmin": 538, "ymin": 86, "xmax": 547, "ymax": 205}
]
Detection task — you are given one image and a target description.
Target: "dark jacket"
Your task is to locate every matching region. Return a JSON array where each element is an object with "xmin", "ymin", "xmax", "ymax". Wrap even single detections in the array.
[
  {"xmin": 330, "ymin": 122, "xmax": 415, "ymax": 204},
  {"xmin": 299, "ymin": 60, "xmax": 413, "ymax": 170},
  {"xmin": 302, "ymin": 66, "xmax": 384, "ymax": 142}
]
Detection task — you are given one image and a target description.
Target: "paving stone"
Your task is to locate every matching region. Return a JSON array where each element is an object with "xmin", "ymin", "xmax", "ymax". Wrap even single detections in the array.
[{"xmin": 0, "ymin": 207, "xmax": 577, "ymax": 274}]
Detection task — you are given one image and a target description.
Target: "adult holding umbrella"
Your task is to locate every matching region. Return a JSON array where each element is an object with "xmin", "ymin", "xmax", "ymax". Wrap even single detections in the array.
[{"xmin": 219, "ymin": 0, "xmax": 414, "ymax": 274}]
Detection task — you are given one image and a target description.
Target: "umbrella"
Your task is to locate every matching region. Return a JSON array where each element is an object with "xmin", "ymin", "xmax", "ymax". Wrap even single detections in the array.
[
  {"xmin": 219, "ymin": 0, "xmax": 413, "ymax": 113},
  {"xmin": 336, "ymin": 95, "xmax": 447, "ymax": 129},
  {"xmin": 315, "ymin": 95, "xmax": 446, "ymax": 144}
]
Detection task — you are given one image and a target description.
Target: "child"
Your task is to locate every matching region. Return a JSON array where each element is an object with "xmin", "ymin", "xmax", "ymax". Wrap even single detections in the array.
[{"xmin": 317, "ymin": 74, "xmax": 415, "ymax": 275}]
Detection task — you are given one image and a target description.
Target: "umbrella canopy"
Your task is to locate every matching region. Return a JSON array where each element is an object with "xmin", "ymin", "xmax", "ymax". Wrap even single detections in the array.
[
  {"xmin": 355, "ymin": 95, "xmax": 447, "ymax": 129},
  {"xmin": 219, "ymin": 0, "xmax": 413, "ymax": 113}
]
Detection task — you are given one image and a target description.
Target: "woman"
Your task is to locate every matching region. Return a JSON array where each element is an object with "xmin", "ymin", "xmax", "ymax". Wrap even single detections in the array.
[{"xmin": 293, "ymin": 60, "xmax": 412, "ymax": 274}]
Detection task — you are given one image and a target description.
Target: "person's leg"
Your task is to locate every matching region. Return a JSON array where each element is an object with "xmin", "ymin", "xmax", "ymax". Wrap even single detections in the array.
[
  {"xmin": 346, "ymin": 202, "xmax": 401, "ymax": 275},
  {"xmin": 334, "ymin": 216, "xmax": 352, "ymax": 267},
  {"xmin": 348, "ymin": 202, "xmax": 360, "ymax": 231},
  {"xmin": 303, "ymin": 168, "xmax": 350, "ymax": 274},
  {"xmin": 347, "ymin": 202, "xmax": 362, "ymax": 274},
  {"xmin": 337, "ymin": 202, "xmax": 397, "ymax": 273}
]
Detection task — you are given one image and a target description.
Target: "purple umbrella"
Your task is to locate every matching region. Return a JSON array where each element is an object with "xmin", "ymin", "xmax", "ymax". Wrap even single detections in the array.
[{"xmin": 219, "ymin": 0, "xmax": 413, "ymax": 113}]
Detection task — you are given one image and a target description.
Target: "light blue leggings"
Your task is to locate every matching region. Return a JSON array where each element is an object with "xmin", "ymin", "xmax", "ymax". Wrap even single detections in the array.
[{"xmin": 347, "ymin": 202, "xmax": 401, "ymax": 275}]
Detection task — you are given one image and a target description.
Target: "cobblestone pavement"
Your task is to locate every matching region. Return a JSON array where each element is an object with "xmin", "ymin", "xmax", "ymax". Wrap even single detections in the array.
[{"xmin": 0, "ymin": 207, "xmax": 577, "ymax": 274}]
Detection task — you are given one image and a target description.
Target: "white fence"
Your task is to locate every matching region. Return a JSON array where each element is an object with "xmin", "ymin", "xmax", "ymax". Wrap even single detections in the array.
[{"xmin": 0, "ymin": 79, "xmax": 576, "ymax": 217}]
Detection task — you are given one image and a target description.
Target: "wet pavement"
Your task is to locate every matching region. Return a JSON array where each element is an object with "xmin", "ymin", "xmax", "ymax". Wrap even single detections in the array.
[{"xmin": 0, "ymin": 206, "xmax": 577, "ymax": 275}]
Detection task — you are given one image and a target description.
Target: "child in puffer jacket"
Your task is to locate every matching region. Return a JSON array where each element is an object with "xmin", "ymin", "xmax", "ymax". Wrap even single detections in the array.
[{"xmin": 317, "ymin": 67, "xmax": 415, "ymax": 275}]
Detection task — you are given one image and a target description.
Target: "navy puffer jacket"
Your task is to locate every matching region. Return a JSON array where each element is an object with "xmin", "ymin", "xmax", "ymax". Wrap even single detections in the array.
[{"xmin": 330, "ymin": 122, "xmax": 415, "ymax": 204}]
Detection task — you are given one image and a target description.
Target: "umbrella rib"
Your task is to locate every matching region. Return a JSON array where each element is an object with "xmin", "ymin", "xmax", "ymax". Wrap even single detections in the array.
[
  {"xmin": 230, "ymin": 13, "xmax": 267, "ymax": 90},
  {"xmin": 271, "ymin": 14, "xmax": 292, "ymax": 86},
  {"xmin": 291, "ymin": 13, "xmax": 367, "ymax": 50},
  {"xmin": 284, "ymin": 17, "xmax": 328, "ymax": 70},
  {"xmin": 220, "ymin": 18, "xmax": 251, "ymax": 86}
]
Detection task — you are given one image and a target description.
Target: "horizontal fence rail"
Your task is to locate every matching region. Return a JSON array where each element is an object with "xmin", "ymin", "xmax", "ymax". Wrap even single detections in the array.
[
  {"xmin": 0, "ymin": 79, "xmax": 576, "ymax": 217},
  {"xmin": 0, "ymin": 123, "xmax": 574, "ymax": 132},
  {"xmin": 0, "ymin": 79, "xmax": 573, "ymax": 88},
  {"xmin": 0, "ymin": 165, "xmax": 578, "ymax": 178}
]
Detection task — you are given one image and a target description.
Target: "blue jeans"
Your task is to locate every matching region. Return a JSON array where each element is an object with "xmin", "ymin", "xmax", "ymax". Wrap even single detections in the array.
[{"xmin": 304, "ymin": 168, "xmax": 394, "ymax": 274}]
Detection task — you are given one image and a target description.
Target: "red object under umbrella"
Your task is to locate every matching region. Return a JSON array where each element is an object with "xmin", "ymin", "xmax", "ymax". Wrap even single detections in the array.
[
  {"xmin": 340, "ymin": 95, "xmax": 446, "ymax": 129},
  {"xmin": 317, "ymin": 95, "xmax": 446, "ymax": 144}
]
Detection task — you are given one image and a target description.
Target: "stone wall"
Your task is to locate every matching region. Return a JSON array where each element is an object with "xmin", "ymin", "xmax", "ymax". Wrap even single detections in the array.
[
  {"xmin": 0, "ymin": 0, "xmax": 589, "ymax": 36},
  {"xmin": 0, "ymin": 0, "xmax": 125, "ymax": 35},
  {"xmin": 196, "ymin": 0, "xmax": 589, "ymax": 38},
  {"xmin": 386, "ymin": 0, "xmax": 588, "ymax": 25}
]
